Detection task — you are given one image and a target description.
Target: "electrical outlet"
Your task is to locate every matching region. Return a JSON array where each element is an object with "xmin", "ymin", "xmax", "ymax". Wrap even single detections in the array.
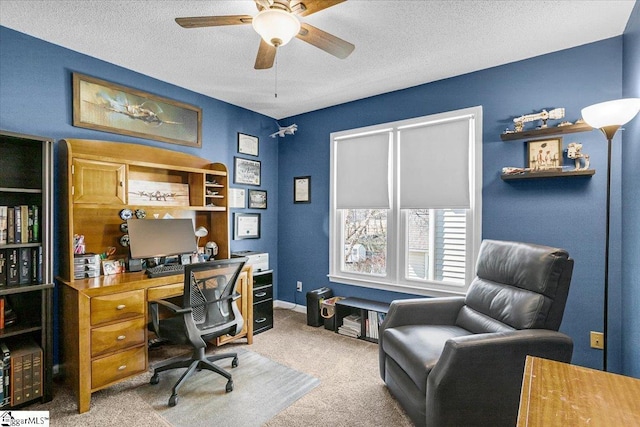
[
  {"xmin": 296, "ymin": 281, "xmax": 302, "ymax": 292},
  {"xmin": 590, "ymin": 331, "xmax": 604, "ymax": 349}
]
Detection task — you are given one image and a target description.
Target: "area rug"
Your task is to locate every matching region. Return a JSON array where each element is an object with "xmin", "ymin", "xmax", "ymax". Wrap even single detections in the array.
[{"xmin": 136, "ymin": 348, "xmax": 320, "ymax": 427}]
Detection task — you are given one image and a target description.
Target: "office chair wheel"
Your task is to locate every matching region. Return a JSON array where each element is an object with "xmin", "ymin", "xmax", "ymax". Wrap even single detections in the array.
[
  {"xmin": 232, "ymin": 356, "xmax": 239, "ymax": 368},
  {"xmin": 169, "ymin": 394, "xmax": 178, "ymax": 407},
  {"xmin": 150, "ymin": 373, "xmax": 159, "ymax": 385},
  {"xmin": 225, "ymin": 380, "xmax": 234, "ymax": 393}
]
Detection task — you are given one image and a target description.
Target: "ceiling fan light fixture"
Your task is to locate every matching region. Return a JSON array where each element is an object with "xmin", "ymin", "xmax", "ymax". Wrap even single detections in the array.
[{"xmin": 252, "ymin": 9, "xmax": 300, "ymax": 47}]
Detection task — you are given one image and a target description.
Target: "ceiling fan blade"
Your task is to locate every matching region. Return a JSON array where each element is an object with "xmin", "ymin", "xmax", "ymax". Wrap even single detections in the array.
[
  {"xmin": 296, "ymin": 23, "xmax": 354, "ymax": 59},
  {"xmin": 255, "ymin": 39, "xmax": 277, "ymax": 69},
  {"xmin": 175, "ymin": 15, "xmax": 252, "ymax": 28},
  {"xmin": 254, "ymin": 0, "xmax": 272, "ymax": 11},
  {"xmin": 290, "ymin": 0, "xmax": 346, "ymax": 17}
]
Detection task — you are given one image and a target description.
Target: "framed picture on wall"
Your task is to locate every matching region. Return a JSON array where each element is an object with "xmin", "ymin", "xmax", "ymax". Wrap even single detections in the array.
[
  {"xmin": 294, "ymin": 176, "xmax": 311, "ymax": 203},
  {"xmin": 237, "ymin": 133, "xmax": 259, "ymax": 156},
  {"xmin": 234, "ymin": 213, "xmax": 260, "ymax": 239},
  {"xmin": 234, "ymin": 157, "xmax": 261, "ymax": 186},
  {"xmin": 527, "ymin": 137, "xmax": 563, "ymax": 171},
  {"xmin": 248, "ymin": 189, "xmax": 267, "ymax": 209},
  {"xmin": 72, "ymin": 73, "xmax": 202, "ymax": 147}
]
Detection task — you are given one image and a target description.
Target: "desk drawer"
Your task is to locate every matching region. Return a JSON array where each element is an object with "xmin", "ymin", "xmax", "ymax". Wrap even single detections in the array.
[
  {"xmin": 91, "ymin": 317, "xmax": 146, "ymax": 358},
  {"xmin": 92, "ymin": 345, "xmax": 146, "ymax": 390},
  {"xmin": 253, "ymin": 272, "xmax": 272, "ymax": 288},
  {"xmin": 91, "ymin": 290, "xmax": 145, "ymax": 326},
  {"xmin": 253, "ymin": 299, "xmax": 273, "ymax": 334},
  {"xmin": 148, "ymin": 282, "xmax": 183, "ymax": 302},
  {"xmin": 253, "ymin": 285, "xmax": 273, "ymax": 304}
]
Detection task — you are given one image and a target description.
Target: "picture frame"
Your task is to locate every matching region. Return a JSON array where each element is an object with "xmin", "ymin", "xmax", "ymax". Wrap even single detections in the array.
[
  {"xmin": 234, "ymin": 213, "xmax": 260, "ymax": 240},
  {"xmin": 248, "ymin": 189, "xmax": 267, "ymax": 209},
  {"xmin": 234, "ymin": 157, "xmax": 261, "ymax": 186},
  {"xmin": 294, "ymin": 176, "xmax": 311, "ymax": 203},
  {"xmin": 527, "ymin": 137, "xmax": 563, "ymax": 171},
  {"xmin": 237, "ymin": 132, "xmax": 259, "ymax": 156},
  {"xmin": 72, "ymin": 73, "xmax": 202, "ymax": 147},
  {"xmin": 228, "ymin": 188, "xmax": 246, "ymax": 209}
]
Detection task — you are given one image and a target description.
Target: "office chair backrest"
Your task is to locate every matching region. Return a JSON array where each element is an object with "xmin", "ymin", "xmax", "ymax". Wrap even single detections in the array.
[
  {"xmin": 183, "ymin": 258, "xmax": 247, "ymax": 331},
  {"xmin": 456, "ymin": 240, "xmax": 574, "ymax": 333}
]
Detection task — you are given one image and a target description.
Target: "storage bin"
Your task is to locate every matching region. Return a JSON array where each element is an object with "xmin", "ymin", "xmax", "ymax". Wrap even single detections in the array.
[{"xmin": 306, "ymin": 287, "xmax": 333, "ymax": 327}]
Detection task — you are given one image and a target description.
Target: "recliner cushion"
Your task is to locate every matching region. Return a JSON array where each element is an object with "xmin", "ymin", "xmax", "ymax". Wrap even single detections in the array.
[{"xmin": 382, "ymin": 325, "xmax": 471, "ymax": 393}]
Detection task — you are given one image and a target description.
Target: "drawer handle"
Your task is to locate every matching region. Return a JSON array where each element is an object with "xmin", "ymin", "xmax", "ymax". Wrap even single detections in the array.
[
  {"xmin": 255, "ymin": 292, "xmax": 267, "ymax": 298},
  {"xmin": 117, "ymin": 335, "xmax": 126, "ymax": 341},
  {"xmin": 116, "ymin": 304, "xmax": 126, "ymax": 310},
  {"xmin": 256, "ymin": 317, "xmax": 267, "ymax": 324},
  {"xmin": 118, "ymin": 365, "xmax": 127, "ymax": 371}
]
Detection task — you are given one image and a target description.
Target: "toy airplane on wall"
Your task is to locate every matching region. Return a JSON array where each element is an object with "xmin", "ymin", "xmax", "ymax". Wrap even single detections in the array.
[{"xmin": 270, "ymin": 122, "xmax": 298, "ymax": 138}]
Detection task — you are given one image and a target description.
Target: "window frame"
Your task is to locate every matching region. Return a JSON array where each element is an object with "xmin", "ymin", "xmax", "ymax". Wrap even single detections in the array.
[{"xmin": 329, "ymin": 106, "xmax": 483, "ymax": 297}]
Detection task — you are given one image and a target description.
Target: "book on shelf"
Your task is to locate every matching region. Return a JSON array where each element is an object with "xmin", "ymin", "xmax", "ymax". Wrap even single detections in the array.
[
  {"xmin": 19, "ymin": 247, "xmax": 31, "ymax": 285},
  {"xmin": 338, "ymin": 314, "xmax": 362, "ymax": 338},
  {"xmin": 7, "ymin": 208, "xmax": 15, "ymax": 244},
  {"xmin": 0, "ymin": 341, "xmax": 10, "ymax": 407},
  {"xmin": 0, "ymin": 251, "xmax": 6, "ymax": 286},
  {"xmin": 6, "ymin": 248, "xmax": 19, "ymax": 286},
  {"xmin": 0, "ymin": 298, "xmax": 4, "ymax": 329},
  {"xmin": 0, "ymin": 206, "xmax": 7, "ymax": 245},
  {"xmin": 20, "ymin": 205, "xmax": 28, "ymax": 245}
]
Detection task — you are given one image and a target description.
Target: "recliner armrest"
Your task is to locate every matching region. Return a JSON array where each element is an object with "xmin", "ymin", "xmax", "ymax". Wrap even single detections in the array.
[
  {"xmin": 425, "ymin": 329, "xmax": 573, "ymax": 427},
  {"xmin": 382, "ymin": 297, "xmax": 466, "ymax": 330}
]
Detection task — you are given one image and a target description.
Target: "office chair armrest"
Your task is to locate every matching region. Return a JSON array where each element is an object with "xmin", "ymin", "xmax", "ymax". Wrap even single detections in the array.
[
  {"xmin": 150, "ymin": 298, "xmax": 192, "ymax": 314},
  {"xmin": 148, "ymin": 298, "xmax": 193, "ymax": 337}
]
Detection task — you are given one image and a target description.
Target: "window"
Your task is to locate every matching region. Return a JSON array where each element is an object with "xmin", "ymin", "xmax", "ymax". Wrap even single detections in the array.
[{"xmin": 329, "ymin": 107, "xmax": 482, "ymax": 296}]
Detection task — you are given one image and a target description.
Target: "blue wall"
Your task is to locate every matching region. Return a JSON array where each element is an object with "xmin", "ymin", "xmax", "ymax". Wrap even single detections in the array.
[
  {"xmin": 278, "ymin": 38, "xmax": 627, "ymax": 371},
  {"xmin": 622, "ymin": 1, "xmax": 640, "ymax": 378},
  {"xmin": 0, "ymin": 26, "xmax": 280, "ymax": 364}
]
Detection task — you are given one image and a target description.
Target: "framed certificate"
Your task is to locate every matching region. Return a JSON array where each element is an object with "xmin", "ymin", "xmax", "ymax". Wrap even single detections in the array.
[
  {"xmin": 234, "ymin": 213, "xmax": 260, "ymax": 239},
  {"xmin": 294, "ymin": 176, "xmax": 311, "ymax": 203},
  {"xmin": 237, "ymin": 132, "xmax": 259, "ymax": 156}
]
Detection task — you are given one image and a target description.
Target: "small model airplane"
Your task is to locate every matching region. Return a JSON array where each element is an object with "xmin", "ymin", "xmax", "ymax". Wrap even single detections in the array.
[{"xmin": 270, "ymin": 122, "xmax": 298, "ymax": 138}]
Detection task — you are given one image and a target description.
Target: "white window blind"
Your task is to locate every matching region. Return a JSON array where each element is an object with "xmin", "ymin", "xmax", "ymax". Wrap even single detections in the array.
[
  {"xmin": 335, "ymin": 131, "xmax": 391, "ymax": 209},
  {"xmin": 398, "ymin": 118, "xmax": 471, "ymax": 209}
]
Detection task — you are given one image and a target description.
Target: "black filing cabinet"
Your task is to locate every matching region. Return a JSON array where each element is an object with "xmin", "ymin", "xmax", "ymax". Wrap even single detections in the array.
[{"xmin": 252, "ymin": 270, "xmax": 273, "ymax": 334}]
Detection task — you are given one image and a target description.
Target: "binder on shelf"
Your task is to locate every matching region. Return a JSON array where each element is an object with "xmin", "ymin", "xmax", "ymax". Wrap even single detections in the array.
[{"xmin": 8, "ymin": 339, "xmax": 42, "ymax": 406}]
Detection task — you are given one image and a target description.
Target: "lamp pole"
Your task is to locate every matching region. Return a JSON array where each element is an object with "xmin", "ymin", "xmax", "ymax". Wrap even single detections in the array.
[{"xmin": 582, "ymin": 98, "xmax": 640, "ymax": 372}]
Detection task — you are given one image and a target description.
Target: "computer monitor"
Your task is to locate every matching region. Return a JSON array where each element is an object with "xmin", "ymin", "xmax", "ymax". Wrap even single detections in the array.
[{"xmin": 127, "ymin": 218, "xmax": 197, "ymax": 260}]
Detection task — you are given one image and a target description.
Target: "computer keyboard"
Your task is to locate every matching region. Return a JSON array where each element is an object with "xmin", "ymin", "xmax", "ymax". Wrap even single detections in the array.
[{"xmin": 145, "ymin": 264, "xmax": 184, "ymax": 278}]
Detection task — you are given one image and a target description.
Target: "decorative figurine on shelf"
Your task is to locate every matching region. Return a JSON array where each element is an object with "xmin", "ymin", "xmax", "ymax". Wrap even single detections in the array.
[
  {"xmin": 566, "ymin": 142, "xmax": 590, "ymax": 170},
  {"xmin": 505, "ymin": 108, "xmax": 566, "ymax": 133}
]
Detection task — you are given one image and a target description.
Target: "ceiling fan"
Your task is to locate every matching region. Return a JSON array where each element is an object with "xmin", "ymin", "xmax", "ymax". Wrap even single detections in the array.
[{"xmin": 175, "ymin": 0, "xmax": 355, "ymax": 70}]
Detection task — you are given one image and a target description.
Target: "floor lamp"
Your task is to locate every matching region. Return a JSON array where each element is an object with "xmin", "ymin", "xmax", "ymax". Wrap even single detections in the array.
[{"xmin": 581, "ymin": 98, "xmax": 640, "ymax": 371}]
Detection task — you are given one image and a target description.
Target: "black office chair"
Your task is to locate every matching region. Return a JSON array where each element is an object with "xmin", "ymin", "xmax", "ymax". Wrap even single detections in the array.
[{"xmin": 148, "ymin": 258, "xmax": 247, "ymax": 407}]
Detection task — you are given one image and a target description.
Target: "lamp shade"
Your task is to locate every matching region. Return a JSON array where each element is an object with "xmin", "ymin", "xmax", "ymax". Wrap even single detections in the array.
[
  {"xmin": 252, "ymin": 9, "xmax": 300, "ymax": 47},
  {"xmin": 581, "ymin": 98, "xmax": 640, "ymax": 129}
]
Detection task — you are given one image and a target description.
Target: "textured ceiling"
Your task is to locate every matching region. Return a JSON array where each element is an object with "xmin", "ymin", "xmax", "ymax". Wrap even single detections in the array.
[{"xmin": 0, "ymin": 1, "xmax": 635, "ymax": 119}]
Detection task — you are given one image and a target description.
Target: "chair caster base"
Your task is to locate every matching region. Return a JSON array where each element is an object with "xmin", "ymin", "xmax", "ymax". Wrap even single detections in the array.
[
  {"xmin": 150, "ymin": 373, "xmax": 159, "ymax": 385},
  {"xmin": 169, "ymin": 393, "xmax": 178, "ymax": 407},
  {"xmin": 226, "ymin": 380, "xmax": 234, "ymax": 393},
  {"xmin": 232, "ymin": 356, "xmax": 239, "ymax": 368}
]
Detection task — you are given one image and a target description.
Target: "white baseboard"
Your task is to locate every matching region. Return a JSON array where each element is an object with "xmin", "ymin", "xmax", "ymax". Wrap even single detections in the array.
[{"xmin": 274, "ymin": 299, "xmax": 307, "ymax": 314}]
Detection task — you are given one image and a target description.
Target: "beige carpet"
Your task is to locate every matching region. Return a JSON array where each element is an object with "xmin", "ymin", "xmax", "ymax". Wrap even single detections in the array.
[{"xmin": 30, "ymin": 308, "xmax": 412, "ymax": 426}]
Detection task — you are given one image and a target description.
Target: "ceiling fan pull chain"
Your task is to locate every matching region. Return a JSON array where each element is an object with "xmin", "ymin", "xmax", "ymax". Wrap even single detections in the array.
[{"xmin": 275, "ymin": 53, "xmax": 278, "ymax": 98}]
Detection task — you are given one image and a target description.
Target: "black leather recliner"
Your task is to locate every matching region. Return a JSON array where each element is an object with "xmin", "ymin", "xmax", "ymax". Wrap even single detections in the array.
[{"xmin": 379, "ymin": 239, "xmax": 574, "ymax": 427}]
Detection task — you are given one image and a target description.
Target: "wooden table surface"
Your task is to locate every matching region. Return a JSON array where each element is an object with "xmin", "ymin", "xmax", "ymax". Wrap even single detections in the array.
[{"xmin": 517, "ymin": 356, "xmax": 640, "ymax": 426}]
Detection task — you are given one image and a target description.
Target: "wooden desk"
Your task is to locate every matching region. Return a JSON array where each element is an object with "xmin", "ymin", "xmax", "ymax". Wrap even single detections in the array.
[
  {"xmin": 517, "ymin": 356, "xmax": 640, "ymax": 426},
  {"xmin": 59, "ymin": 266, "xmax": 253, "ymax": 413}
]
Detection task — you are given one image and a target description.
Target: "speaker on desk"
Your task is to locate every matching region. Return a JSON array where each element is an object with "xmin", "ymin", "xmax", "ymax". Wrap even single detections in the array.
[{"xmin": 127, "ymin": 258, "xmax": 143, "ymax": 272}]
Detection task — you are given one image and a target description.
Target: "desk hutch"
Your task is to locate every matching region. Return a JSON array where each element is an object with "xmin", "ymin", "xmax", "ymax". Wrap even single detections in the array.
[{"xmin": 57, "ymin": 139, "xmax": 253, "ymax": 413}]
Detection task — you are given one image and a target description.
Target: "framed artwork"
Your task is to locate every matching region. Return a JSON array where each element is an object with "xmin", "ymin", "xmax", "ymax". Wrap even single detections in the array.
[
  {"xmin": 527, "ymin": 137, "xmax": 563, "ymax": 171},
  {"xmin": 234, "ymin": 213, "xmax": 260, "ymax": 239},
  {"xmin": 249, "ymin": 189, "xmax": 267, "ymax": 209},
  {"xmin": 294, "ymin": 176, "xmax": 311, "ymax": 203},
  {"xmin": 238, "ymin": 132, "xmax": 259, "ymax": 156},
  {"xmin": 72, "ymin": 73, "xmax": 202, "ymax": 147},
  {"xmin": 234, "ymin": 157, "xmax": 261, "ymax": 186}
]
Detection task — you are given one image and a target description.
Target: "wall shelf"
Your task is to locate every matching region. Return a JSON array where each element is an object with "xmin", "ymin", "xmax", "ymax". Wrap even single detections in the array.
[
  {"xmin": 501, "ymin": 122, "xmax": 593, "ymax": 141},
  {"xmin": 501, "ymin": 169, "xmax": 595, "ymax": 181}
]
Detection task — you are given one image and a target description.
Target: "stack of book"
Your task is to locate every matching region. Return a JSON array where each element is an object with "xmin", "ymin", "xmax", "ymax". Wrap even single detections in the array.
[
  {"xmin": 338, "ymin": 314, "xmax": 362, "ymax": 338},
  {"xmin": 0, "ymin": 205, "xmax": 40, "ymax": 245},
  {"xmin": 0, "ymin": 339, "xmax": 43, "ymax": 407},
  {"xmin": 0, "ymin": 246, "xmax": 43, "ymax": 286}
]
